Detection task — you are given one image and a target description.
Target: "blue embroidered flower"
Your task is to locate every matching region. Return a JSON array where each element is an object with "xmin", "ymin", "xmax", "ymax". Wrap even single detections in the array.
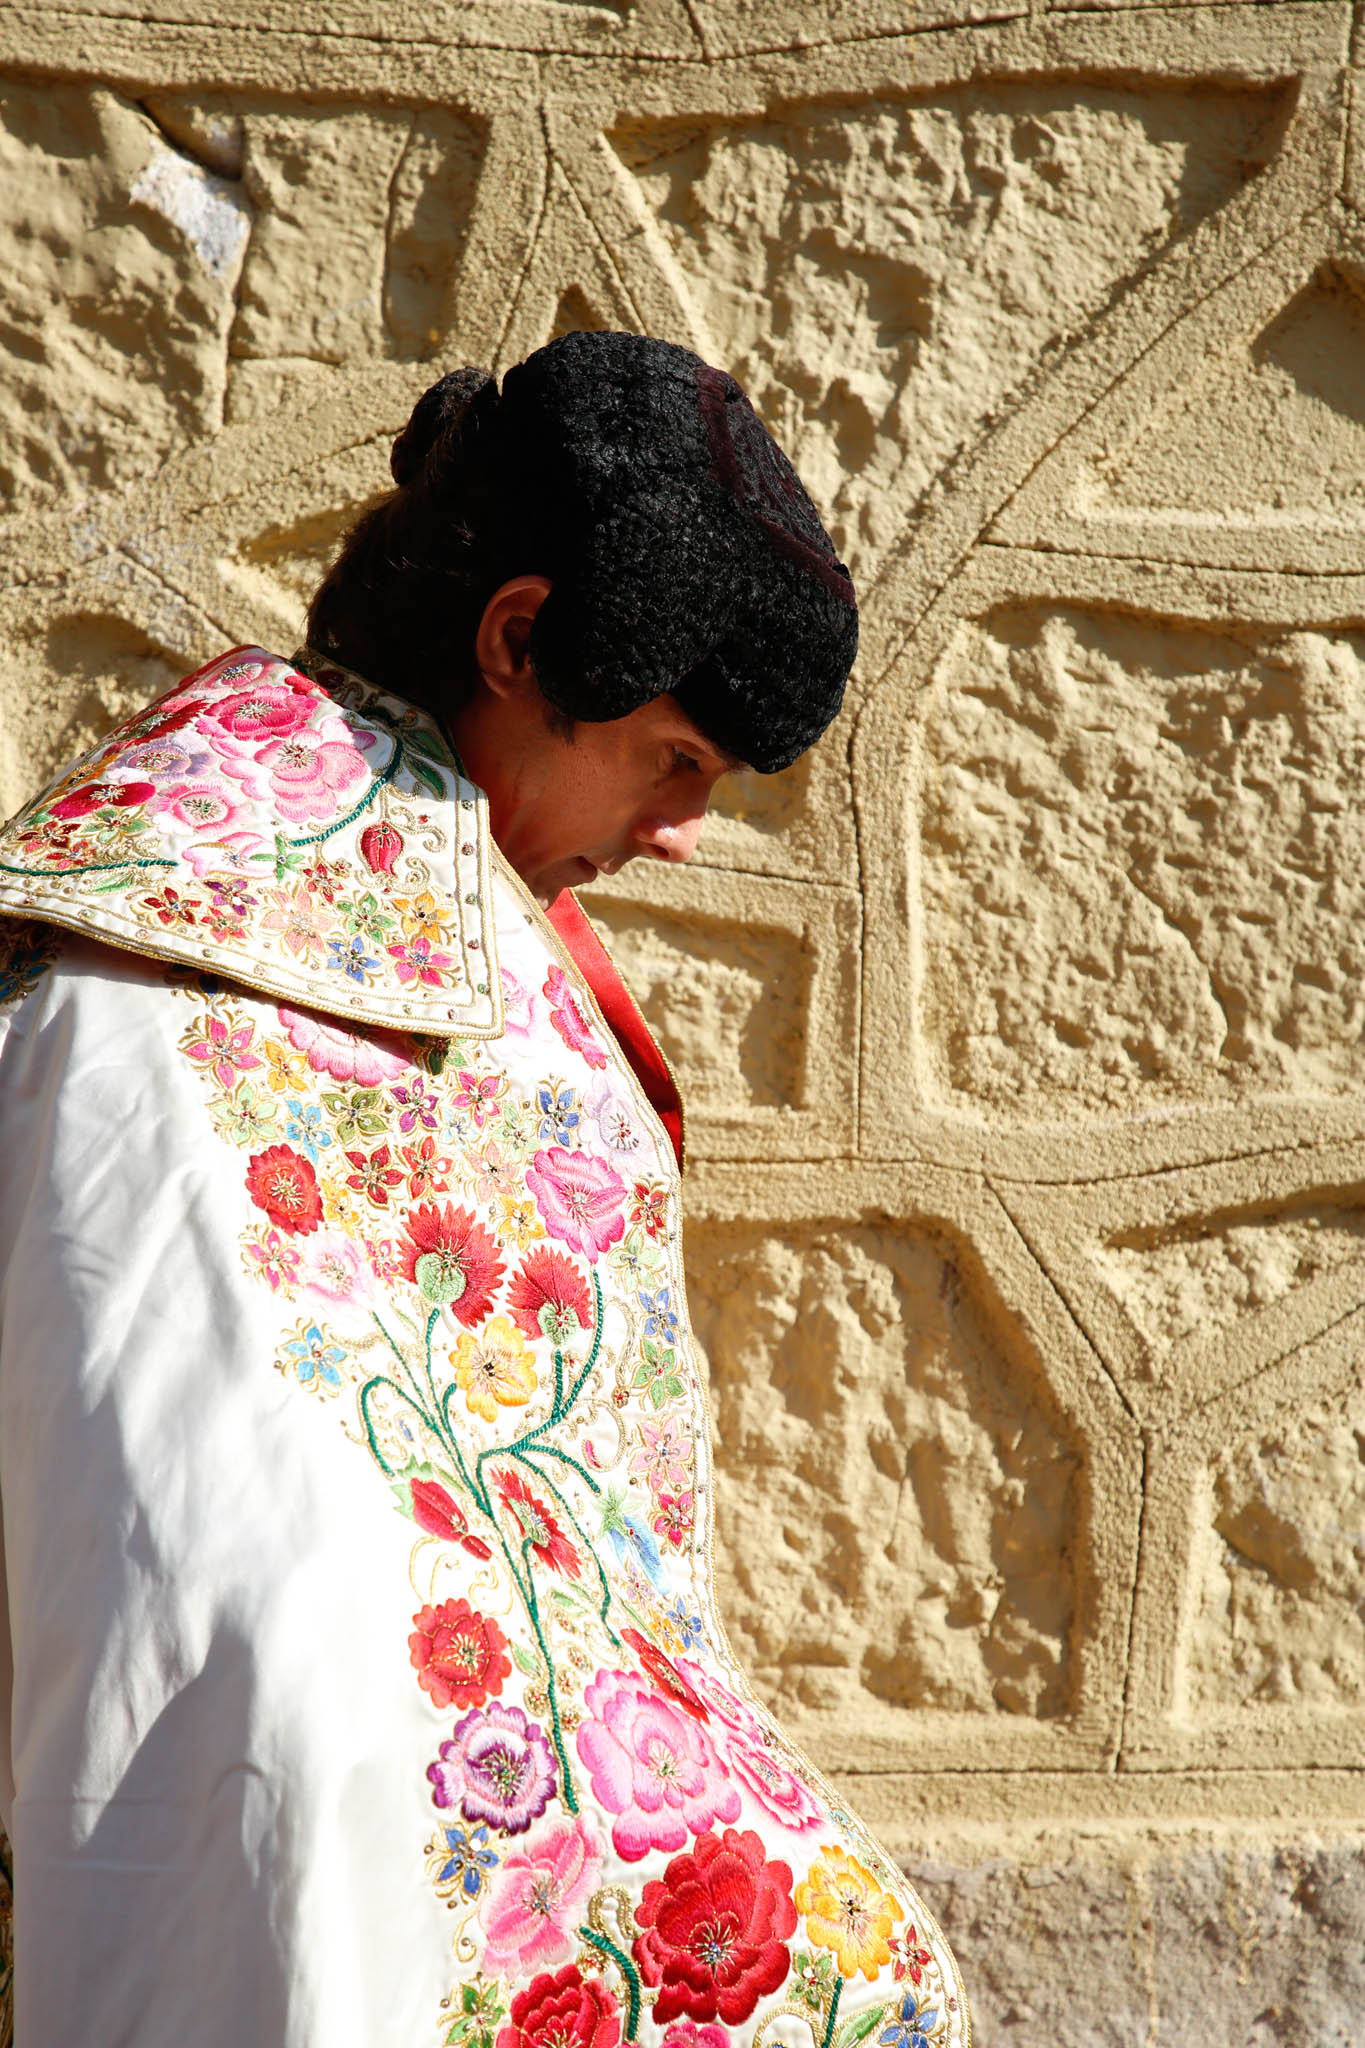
[
  {"xmin": 536, "ymin": 1082, "xmax": 581, "ymax": 1146},
  {"xmin": 638, "ymin": 1285, "xmax": 678, "ymax": 1344},
  {"xmin": 434, "ymin": 1822, "xmax": 499, "ymax": 1900},
  {"xmin": 283, "ymin": 1098, "xmax": 332, "ymax": 1165},
  {"xmin": 282, "ymin": 1323, "xmax": 345, "ymax": 1391},
  {"xmin": 326, "ymin": 932, "xmax": 379, "ymax": 983},
  {"xmin": 664, "ymin": 1594, "xmax": 704, "ymax": 1649},
  {"xmin": 878, "ymin": 1991, "xmax": 939, "ymax": 2048},
  {"xmin": 603, "ymin": 1511, "xmax": 667, "ymax": 1588}
]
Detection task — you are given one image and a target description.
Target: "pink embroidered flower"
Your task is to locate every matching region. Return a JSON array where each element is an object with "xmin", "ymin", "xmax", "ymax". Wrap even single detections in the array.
[
  {"xmin": 203, "ymin": 673, "xmax": 317, "ymax": 744},
  {"xmin": 575, "ymin": 1669, "xmax": 740, "ymax": 1862},
  {"xmin": 452, "ymin": 1068, "xmax": 506, "ymax": 1129},
  {"xmin": 183, "ymin": 831, "xmax": 267, "ymax": 879},
  {"xmin": 672, "ymin": 1661, "xmax": 764, "ymax": 1738},
  {"xmin": 261, "ymin": 882, "xmax": 333, "ymax": 963},
  {"xmin": 479, "ymin": 1813, "xmax": 603, "ymax": 1979},
  {"xmin": 154, "ymin": 779, "xmax": 250, "ymax": 836},
  {"xmin": 277, "ymin": 1006, "xmax": 410, "ymax": 1086},
  {"xmin": 181, "ymin": 1013, "xmax": 263, "ymax": 1092},
  {"xmin": 497, "ymin": 1470, "xmax": 581, "ymax": 1580},
  {"xmin": 652, "ymin": 1492, "xmax": 694, "ymax": 1550},
  {"xmin": 525, "ymin": 1148, "xmax": 626, "ymax": 1260},
  {"xmin": 545, "ymin": 966, "xmax": 607, "ymax": 1070},
  {"xmin": 661, "ymin": 2024, "xmax": 730, "ymax": 2048},
  {"xmin": 297, "ymin": 1231, "xmax": 373, "ymax": 1313},
  {"xmin": 387, "ymin": 934, "xmax": 454, "ymax": 987},
  {"xmin": 723, "ymin": 1731, "xmax": 822, "ymax": 1833},
  {"xmin": 630, "ymin": 1415, "xmax": 693, "ymax": 1497},
  {"xmin": 429, "ymin": 1702, "xmax": 557, "ymax": 1835},
  {"xmin": 254, "ymin": 722, "xmax": 372, "ymax": 824},
  {"xmin": 400, "ymin": 1202, "xmax": 504, "ymax": 1321},
  {"xmin": 500, "ymin": 967, "xmax": 541, "ymax": 1037},
  {"xmin": 243, "ymin": 1227, "xmax": 301, "ymax": 1294}
]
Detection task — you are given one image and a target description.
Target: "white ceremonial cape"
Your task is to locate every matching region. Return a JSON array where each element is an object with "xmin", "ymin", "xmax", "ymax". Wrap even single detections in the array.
[{"xmin": 0, "ymin": 648, "xmax": 969, "ymax": 2046}]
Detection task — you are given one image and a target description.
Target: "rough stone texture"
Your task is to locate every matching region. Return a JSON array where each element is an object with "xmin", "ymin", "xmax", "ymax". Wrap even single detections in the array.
[
  {"xmin": 4, "ymin": 3, "xmax": 1365, "ymax": 2036},
  {"xmin": 1191, "ymin": 1379, "xmax": 1365, "ymax": 1711},
  {"xmin": 922, "ymin": 609, "xmax": 1365, "ymax": 1112},
  {"xmin": 687, "ymin": 1220, "xmax": 1079, "ymax": 1729}
]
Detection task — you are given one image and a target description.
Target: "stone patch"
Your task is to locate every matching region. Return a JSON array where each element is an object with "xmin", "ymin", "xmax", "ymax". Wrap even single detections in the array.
[
  {"xmin": 612, "ymin": 79, "xmax": 1282, "ymax": 580},
  {"xmin": 0, "ymin": 77, "xmax": 249, "ymax": 509},
  {"xmin": 686, "ymin": 1220, "xmax": 1079, "ymax": 1725},
  {"xmin": 1188, "ymin": 1377, "xmax": 1365, "ymax": 1709},
  {"xmin": 1098, "ymin": 1198, "xmax": 1365, "ymax": 1357},
  {"xmin": 921, "ymin": 608, "xmax": 1365, "ymax": 1112}
]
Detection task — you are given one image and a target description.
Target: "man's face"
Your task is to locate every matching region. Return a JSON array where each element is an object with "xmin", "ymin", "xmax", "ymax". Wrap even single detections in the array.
[{"xmin": 458, "ymin": 686, "xmax": 738, "ymax": 908}]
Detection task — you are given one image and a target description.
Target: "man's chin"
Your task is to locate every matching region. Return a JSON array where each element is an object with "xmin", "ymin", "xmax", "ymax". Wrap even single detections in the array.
[{"xmin": 531, "ymin": 855, "xmax": 604, "ymax": 905}]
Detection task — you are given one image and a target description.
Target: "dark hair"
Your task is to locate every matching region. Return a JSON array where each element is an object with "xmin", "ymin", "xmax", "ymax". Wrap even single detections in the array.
[
  {"xmin": 306, "ymin": 366, "xmax": 514, "ymax": 722},
  {"xmin": 307, "ymin": 333, "xmax": 857, "ymax": 772}
]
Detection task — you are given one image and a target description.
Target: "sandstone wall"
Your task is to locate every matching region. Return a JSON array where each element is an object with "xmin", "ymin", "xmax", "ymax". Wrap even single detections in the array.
[{"xmin": 2, "ymin": 3, "xmax": 1364, "ymax": 2039}]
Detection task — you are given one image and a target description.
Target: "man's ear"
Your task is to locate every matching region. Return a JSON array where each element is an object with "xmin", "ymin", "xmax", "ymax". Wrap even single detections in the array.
[{"xmin": 475, "ymin": 576, "xmax": 553, "ymax": 701}]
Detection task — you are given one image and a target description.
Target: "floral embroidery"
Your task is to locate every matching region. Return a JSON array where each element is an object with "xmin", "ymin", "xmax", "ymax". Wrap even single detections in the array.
[
  {"xmin": 245, "ymin": 1143, "xmax": 323, "ymax": 1235},
  {"xmin": 411, "ymin": 1598, "xmax": 513, "ymax": 1710},
  {"xmin": 478, "ymin": 1812, "xmax": 602, "ymax": 1978},
  {"xmin": 575, "ymin": 1669, "xmax": 740, "ymax": 1861},
  {"xmin": 497, "ymin": 1966, "xmax": 620, "ymax": 2048},
  {"xmin": 430, "ymin": 1703, "xmax": 558, "ymax": 1836},
  {"xmin": 452, "ymin": 1316, "xmax": 539, "ymax": 1422},
  {"xmin": 0, "ymin": 919, "xmax": 57, "ymax": 1007},
  {"xmin": 795, "ymin": 1846, "xmax": 903, "ymax": 1982},
  {"xmin": 632, "ymin": 1828, "xmax": 796, "ymax": 2023}
]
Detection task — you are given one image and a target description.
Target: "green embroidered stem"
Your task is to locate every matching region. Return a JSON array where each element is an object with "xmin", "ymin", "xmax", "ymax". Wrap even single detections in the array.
[
  {"xmin": 519, "ymin": 1536, "xmax": 578, "ymax": 1813},
  {"xmin": 359, "ymin": 1373, "xmax": 437, "ymax": 1476},
  {"xmin": 281, "ymin": 741, "xmax": 402, "ymax": 854},
  {"xmin": 511, "ymin": 1447, "xmax": 616, "ymax": 1640},
  {"xmin": 0, "ymin": 855, "xmax": 175, "ymax": 877},
  {"xmin": 519, "ymin": 1437, "xmax": 601, "ymax": 1494},
  {"xmin": 820, "ymin": 1977, "xmax": 844, "ymax": 2048},
  {"xmin": 578, "ymin": 1929, "xmax": 642, "ymax": 2041},
  {"xmin": 371, "ymin": 1310, "xmax": 439, "ymax": 1433}
]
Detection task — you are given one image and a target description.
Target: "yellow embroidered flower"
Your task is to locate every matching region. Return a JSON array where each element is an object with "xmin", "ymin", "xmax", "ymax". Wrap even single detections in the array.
[
  {"xmin": 795, "ymin": 1846, "xmax": 903, "ymax": 1981},
  {"xmin": 452, "ymin": 1314, "xmax": 538, "ymax": 1422},
  {"xmin": 259, "ymin": 1036, "xmax": 309, "ymax": 1094},
  {"xmin": 322, "ymin": 1179, "xmax": 364, "ymax": 1231},
  {"xmin": 496, "ymin": 1194, "xmax": 546, "ymax": 1251},
  {"xmin": 397, "ymin": 890, "xmax": 452, "ymax": 949}
]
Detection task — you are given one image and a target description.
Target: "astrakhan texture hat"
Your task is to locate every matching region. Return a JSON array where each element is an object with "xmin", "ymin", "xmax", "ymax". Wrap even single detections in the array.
[{"xmin": 398, "ymin": 332, "xmax": 858, "ymax": 774}]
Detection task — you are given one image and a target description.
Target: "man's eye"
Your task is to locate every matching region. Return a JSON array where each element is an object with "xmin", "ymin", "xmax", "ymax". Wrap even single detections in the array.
[{"xmin": 671, "ymin": 748, "xmax": 700, "ymax": 774}]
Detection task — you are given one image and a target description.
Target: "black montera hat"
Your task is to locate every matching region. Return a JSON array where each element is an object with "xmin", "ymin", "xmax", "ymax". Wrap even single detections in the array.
[{"xmin": 473, "ymin": 333, "xmax": 856, "ymax": 773}]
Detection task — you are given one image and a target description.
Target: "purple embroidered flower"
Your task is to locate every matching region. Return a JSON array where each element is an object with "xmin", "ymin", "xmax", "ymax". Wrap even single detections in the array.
[{"xmin": 428, "ymin": 1702, "xmax": 558, "ymax": 1836}]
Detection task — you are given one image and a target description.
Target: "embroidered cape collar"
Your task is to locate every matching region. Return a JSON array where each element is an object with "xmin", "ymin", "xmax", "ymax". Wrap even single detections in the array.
[{"xmin": 0, "ymin": 646, "xmax": 504, "ymax": 1038}]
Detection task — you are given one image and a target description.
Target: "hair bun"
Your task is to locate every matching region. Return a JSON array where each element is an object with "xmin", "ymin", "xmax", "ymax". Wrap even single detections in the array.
[{"xmin": 390, "ymin": 367, "xmax": 498, "ymax": 488}]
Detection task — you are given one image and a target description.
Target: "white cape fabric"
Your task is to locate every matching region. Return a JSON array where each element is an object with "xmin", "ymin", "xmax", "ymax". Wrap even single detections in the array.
[{"xmin": 0, "ymin": 649, "xmax": 969, "ymax": 2045}]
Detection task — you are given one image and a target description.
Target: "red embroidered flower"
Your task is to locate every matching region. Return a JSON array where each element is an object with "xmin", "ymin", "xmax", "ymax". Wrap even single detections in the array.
[
  {"xmin": 496, "ymin": 1967, "xmax": 620, "ymax": 2048},
  {"xmin": 497, "ymin": 1470, "xmax": 581, "ymax": 1580},
  {"xmin": 545, "ymin": 967, "xmax": 607, "ymax": 1071},
  {"xmin": 141, "ymin": 885, "xmax": 198, "ymax": 930},
  {"xmin": 244, "ymin": 1143, "xmax": 323, "ymax": 1236},
  {"xmin": 621, "ymin": 1629, "xmax": 710, "ymax": 1722},
  {"xmin": 344, "ymin": 1143, "xmax": 405, "ymax": 1209},
  {"xmin": 409, "ymin": 1596, "xmax": 512, "ymax": 1709},
  {"xmin": 409, "ymin": 1476, "xmax": 493, "ymax": 1560},
  {"xmin": 400, "ymin": 1135, "xmax": 454, "ymax": 1200},
  {"xmin": 506, "ymin": 1246, "xmax": 593, "ymax": 1345},
  {"xmin": 50, "ymin": 778, "xmax": 155, "ymax": 821},
  {"xmin": 631, "ymin": 1179, "xmax": 669, "ymax": 1241},
  {"xmin": 632, "ymin": 1828, "xmax": 797, "ymax": 2025},
  {"xmin": 359, "ymin": 820, "xmax": 403, "ymax": 875},
  {"xmin": 399, "ymin": 1202, "xmax": 504, "ymax": 1323}
]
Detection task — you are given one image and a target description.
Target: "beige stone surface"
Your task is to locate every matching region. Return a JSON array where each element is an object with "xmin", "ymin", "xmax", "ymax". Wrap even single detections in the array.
[{"xmin": 4, "ymin": 2, "xmax": 1365, "ymax": 2034}]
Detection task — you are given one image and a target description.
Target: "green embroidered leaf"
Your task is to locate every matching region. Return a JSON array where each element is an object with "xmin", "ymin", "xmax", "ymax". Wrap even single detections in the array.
[
  {"xmin": 407, "ymin": 753, "xmax": 447, "ymax": 802},
  {"xmin": 834, "ymin": 2000, "xmax": 892, "ymax": 2048},
  {"xmin": 662, "ymin": 1375, "xmax": 686, "ymax": 1402},
  {"xmin": 511, "ymin": 1640, "xmax": 540, "ymax": 1678},
  {"xmin": 631, "ymin": 1361, "xmax": 656, "ymax": 1391},
  {"xmin": 402, "ymin": 725, "xmax": 454, "ymax": 767},
  {"xmin": 647, "ymin": 1378, "xmax": 672, "ymax": 1410}
]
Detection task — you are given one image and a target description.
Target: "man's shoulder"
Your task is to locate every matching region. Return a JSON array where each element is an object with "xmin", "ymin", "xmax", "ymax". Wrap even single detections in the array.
[{"xmin": 0, "ymin": 646, "xmax": 504, "ymax": 1042}]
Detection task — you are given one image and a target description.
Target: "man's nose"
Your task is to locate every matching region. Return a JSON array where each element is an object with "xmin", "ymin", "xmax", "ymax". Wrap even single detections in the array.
[{"xmin": 635, "ymin": 811, "xmax": 706, "ymax": 864}]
